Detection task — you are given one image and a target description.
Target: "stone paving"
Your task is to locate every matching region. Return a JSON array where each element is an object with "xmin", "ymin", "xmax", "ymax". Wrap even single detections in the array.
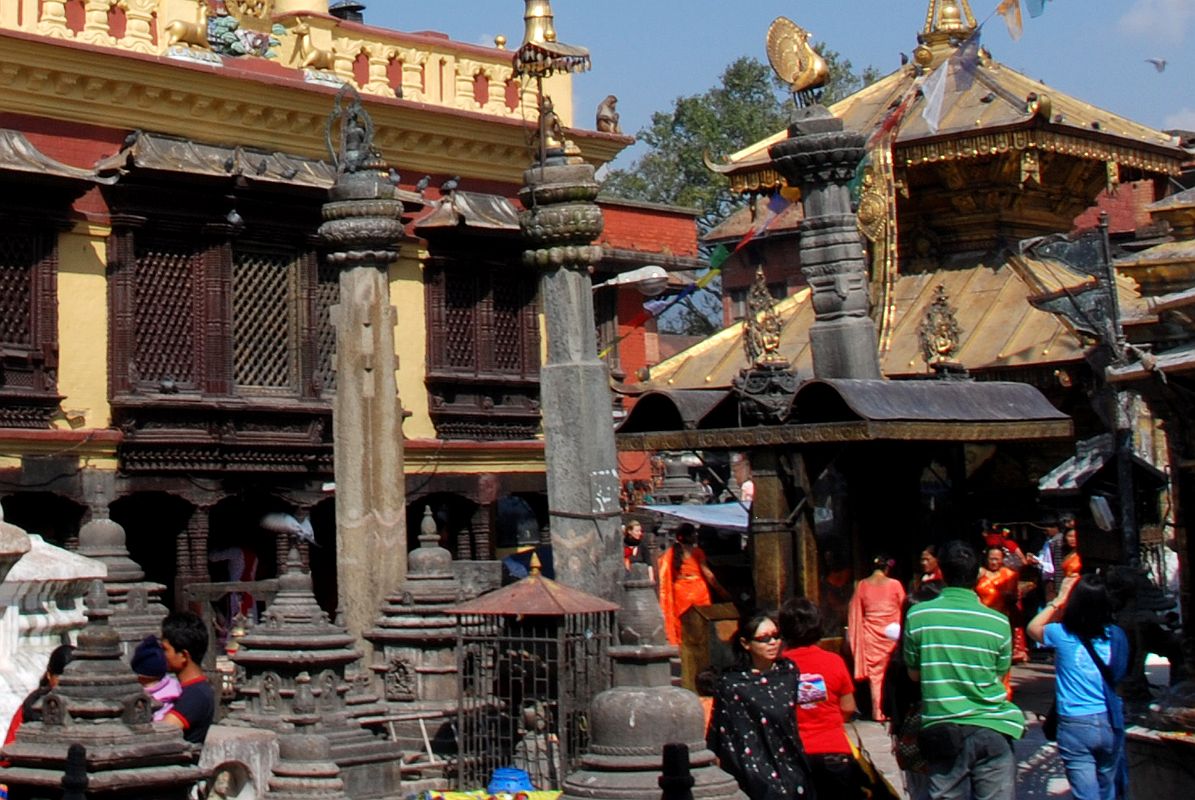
[{"xmin": 848, "ymin": 661, "xmax": 1069, "ymax": 800}]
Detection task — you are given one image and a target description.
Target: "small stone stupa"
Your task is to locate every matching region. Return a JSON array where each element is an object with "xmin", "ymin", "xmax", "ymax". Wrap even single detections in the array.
[
  {"xmin": 76, "ymin": 494, "xmax": 168, "ymax": 657},
  {"xmin": 558, "ymin": 564, "xmax": 745, "ymax": 800},
  {"xmin": 366, "ymin": 507, "xmax": 462, "ymax": 768},
  {"xmin": 0, "ymin": 581, "xmax": 203, "ymax": 800},
  {"xmin": 262, "ymin": 673, "xmax": 350, "ymax": 800},
  {"xmin": 227, "ymin": 543, "xmax": 403, "ymax": 800}
]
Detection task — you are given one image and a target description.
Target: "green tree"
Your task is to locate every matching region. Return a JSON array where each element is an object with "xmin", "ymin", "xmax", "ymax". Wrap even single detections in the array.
[{"xmin": 600, "ymin": 49, "xmax": 878, "ymax": 218}]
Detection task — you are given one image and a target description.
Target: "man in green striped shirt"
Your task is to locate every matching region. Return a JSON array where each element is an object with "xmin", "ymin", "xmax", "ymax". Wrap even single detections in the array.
[{"xmin": 904, "ymin": 541, "xmax": 1025, "ymax": 800}]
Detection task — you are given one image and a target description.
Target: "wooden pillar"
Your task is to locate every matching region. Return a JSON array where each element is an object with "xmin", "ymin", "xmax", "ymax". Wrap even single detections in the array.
[
  {"xmin": 748, "ymin": 449, "xmax": 795, "ymax": 610},
  {"xmin": 178, "ymin": 504, "xmax": 210, "ymax": 610}
]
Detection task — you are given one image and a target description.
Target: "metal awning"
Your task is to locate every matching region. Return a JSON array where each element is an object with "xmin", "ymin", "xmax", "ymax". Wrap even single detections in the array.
[
  {"xmin": 415, "ymin": 190, "xmax": 520, "ymax": 232},
  {"xmin": 1039, "ymin": 434, "xmax": 1168, "ymax": 495},
  {"xmin": 640, "ymin": 502, "xmax": 749, "ymax": 531},
  {"xmin": 617, "ymin": 378, "xmax": 1072, "ymax": 451},
  {"xmin": 0, "ymin": 129, "xmax": 115, "ymax": 183}
]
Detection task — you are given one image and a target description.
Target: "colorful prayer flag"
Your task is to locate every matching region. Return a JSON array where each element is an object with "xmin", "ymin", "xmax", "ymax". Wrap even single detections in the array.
[
  {"xmin": 996, "ymin": 0, "xmax": 1023, "ymax": 40},
  {"xmin": 1026, "ymin": 0, "xmax": 1051, "ymax": 18},
  {"xmin": 920, "ymin": 32, "xmax": 981, "ymax": 135}
]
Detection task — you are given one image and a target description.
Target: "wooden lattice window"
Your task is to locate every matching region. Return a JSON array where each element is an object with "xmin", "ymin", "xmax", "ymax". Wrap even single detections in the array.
[
  {"xmin": 133, "ymin": 239, "xmax": 198, "ymax": 388},
  {"xmin": 0, "ymin": 227, "xmax": 57, "ymax": 401},
  {"xmin": 314, "ymin": 260, "xmax": 338, "ymax": 394},
  {"xmin": 0, "ymin": 237, "xmax": 37, "ymax": 350},
  {"xmin": 443, "ymin": 271, "xmax": 478, "ymax": 371},
  {"xmin": 232, "ymin": 246, "xmax": 299, "ymax": 394},
  {"xmin": 491, "ymin": 277, "xmax": 528, "ymax": 373}
]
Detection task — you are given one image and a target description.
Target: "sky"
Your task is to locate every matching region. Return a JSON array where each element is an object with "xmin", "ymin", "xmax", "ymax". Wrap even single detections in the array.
[{"xmin": 369, "ymin": 1, "xmax": 1195, "ymax": 170}]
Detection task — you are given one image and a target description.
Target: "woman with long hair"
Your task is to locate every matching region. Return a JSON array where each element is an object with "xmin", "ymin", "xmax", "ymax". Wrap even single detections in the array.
[
  {"xmin": 848, "ymin": 555, "xmax": 905, "ymax": 721},
  {"xmin": 1028, "ymin": 574, "xmax": 1129, "ymax": 800},
  {"xmin": 657, "ymin": 523, "xmax": 729, "ymax": 646},
  {"xmin": 708, "ymin": 611, "xmax": 815, "ymax": 800}
]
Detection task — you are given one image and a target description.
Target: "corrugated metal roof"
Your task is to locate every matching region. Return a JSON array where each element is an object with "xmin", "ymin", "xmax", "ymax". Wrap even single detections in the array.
[
  {"xmin": 641, "ymin": 258, "xmax": 1140, "ymax": 391},
  {"xmin": 448, "ymin": 571, "xmax": 619, "ymax": 617},
  {"xmin": 415, "ymin": 190, "xmax": 520, "ymax": 232},
  {"xmin": 716, "ymin": 56, "xmax": 1183, "ymax": 183},
  {"xmin": 794, "ymin": 378, "xmax": 1069, "ymax": 424}
]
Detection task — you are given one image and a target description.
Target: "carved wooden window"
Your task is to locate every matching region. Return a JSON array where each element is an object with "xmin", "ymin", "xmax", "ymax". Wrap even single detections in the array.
[
  {"xmin": 427, "ymin": 255, "xmax": 537, "ymax": 378},
  {"xmin": 314, "ymin": 260, "xmax": 338, "ymax": 395},
  {"xmin": 232, "ymin": 245, "xmax": 299, "ymax": 395},
  {"xmin": 0, "ymin": 226, "xmax": 58, "ymax": 423},
  {"xmin": 424, "ymin": 247, "xmax": 541, "ymax": 440},
  {"xmin": 132, "ymin": 238, "xmax": 200, "ymax": 390}
]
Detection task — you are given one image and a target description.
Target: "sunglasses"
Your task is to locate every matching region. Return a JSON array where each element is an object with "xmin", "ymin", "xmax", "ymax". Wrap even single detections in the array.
[{"xmin": 751, "ymin": 634, "xmax": 780, "ymax": 644}]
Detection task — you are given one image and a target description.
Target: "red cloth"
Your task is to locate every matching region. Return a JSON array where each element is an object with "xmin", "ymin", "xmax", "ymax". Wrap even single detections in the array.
[
  {"xmin": 783, "ymin": 645, "xmax": 854, "ymax": 755},
  {"xmin": 656, "ymin": 546, "xmax": 713, "ymax": 646},
  {"xmin": 975, "ymin": 567, "xmax": 1019, "ymax": 616}
]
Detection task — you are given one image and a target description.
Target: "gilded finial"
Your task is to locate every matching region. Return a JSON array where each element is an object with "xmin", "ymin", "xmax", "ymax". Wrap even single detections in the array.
[
  {"xmin": 513, "ymin": 0, "xmax": 590, "ymax": 79},
  {"xmin": 495, "ymin": 34, "xmax": 507, "ymax": 50},
  {"xmin": 529, "ymin": 552, "xmax": 543, "ymax": 577},
  {"xmin": 923, "ymin": 0, "xmax": 977, "ymax": 42},
  {"xmin": 765, "ymin": 18, "xmax": 829, "ymax": 107},
  {"xmin": 743, "ymin": 264, "xmax": 787, "ymax": 369},
  {"xmin": 918, "ymin": 284, "xmax": 962, "ymax": 365}
]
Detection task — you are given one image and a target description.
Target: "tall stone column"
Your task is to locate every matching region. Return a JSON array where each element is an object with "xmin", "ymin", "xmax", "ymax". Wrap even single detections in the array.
[
  {"xmin": 520, "ymin": 151, "xmax": 623, "ymax": 602},
  {"xmin": 319, "ymin": 87, "xmax": 410, "ymax": 649},
  {"xmin": 770, "ymin": 107, "xmax": 882, "ymax": 380}
]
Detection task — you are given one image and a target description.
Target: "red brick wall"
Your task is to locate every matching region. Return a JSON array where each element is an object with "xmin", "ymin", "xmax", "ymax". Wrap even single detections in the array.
[
  {"xmin": 598, "ymin": 202, "xmax": 699, "ymax": 257},
  {"xmin": 1073, "ymin": 180, "xmax": 1157, "ymax": 235}
]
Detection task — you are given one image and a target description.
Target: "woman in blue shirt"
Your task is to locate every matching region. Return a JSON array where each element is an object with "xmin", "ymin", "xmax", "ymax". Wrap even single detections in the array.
[{"xmin": 1028, "ymin": 574, "xmax": 1129, "ymax": 800}]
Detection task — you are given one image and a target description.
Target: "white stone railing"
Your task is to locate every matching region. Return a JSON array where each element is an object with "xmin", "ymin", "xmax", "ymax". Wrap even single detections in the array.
[
  {"xmin": 0, "ymin": 535, "xmax": 105, "ymax": 731},
  {"xmin": 0, "ymin": 0, "xmax": 548, "ymax": 123}
]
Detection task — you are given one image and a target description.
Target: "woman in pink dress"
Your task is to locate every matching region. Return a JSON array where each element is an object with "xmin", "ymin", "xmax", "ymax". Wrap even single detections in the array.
[{"xmin": 848, "ymin": 555, "xmax": 906, "ymax": 721}]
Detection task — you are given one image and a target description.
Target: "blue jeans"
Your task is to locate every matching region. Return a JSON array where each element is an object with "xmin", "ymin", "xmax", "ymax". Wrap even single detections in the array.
[
  {"xmin": 1057, "ymin": 712, "xmax": 1120, "ymax": 800},
  {"xmin": 926, "ymin": 726, "xmax": 1015, "ymax": 800}
]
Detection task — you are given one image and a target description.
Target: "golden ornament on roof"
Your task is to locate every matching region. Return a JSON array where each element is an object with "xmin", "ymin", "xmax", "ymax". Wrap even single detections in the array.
[{"xmin": 766, "ymin": 17, "xmax": 829, "ymax": 95}]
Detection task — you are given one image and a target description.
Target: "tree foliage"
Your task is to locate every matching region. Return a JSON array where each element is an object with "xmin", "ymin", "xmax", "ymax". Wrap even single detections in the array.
[
  {"xmin": 600, "ymin": 50, "xmax": 879, "ymax": 334},
  {"xmin": 600, "ymin": 49, "xmax": 879, "ymax": 219}
]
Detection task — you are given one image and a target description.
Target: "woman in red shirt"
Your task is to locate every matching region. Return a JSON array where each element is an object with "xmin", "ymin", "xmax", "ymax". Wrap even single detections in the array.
[{"xmin": 780, "ymin": 597, "xmax": 862, "ymax": 800}]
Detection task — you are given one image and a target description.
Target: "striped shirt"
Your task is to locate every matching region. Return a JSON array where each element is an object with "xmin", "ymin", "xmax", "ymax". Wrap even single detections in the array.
[{"xmin": 904, "ymin": 587, "xmax": 1025, "ymax": 739}]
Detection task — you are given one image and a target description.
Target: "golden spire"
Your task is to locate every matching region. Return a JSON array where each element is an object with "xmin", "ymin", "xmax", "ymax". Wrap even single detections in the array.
[{"xmin": 922, "ymin": 0, "xmax": 977, "ymax": 42}]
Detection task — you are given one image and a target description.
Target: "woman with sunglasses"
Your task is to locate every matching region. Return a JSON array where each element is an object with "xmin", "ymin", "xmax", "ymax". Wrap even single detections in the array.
[{"xmin": 707, "ymin": 610, "xmax": 816, "ymax": 800}]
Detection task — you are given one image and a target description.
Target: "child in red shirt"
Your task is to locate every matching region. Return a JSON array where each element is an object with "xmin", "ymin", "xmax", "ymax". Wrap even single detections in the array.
[{"xmin": 779, "ymin": 597, "xmax": 862, "ymax": 800}]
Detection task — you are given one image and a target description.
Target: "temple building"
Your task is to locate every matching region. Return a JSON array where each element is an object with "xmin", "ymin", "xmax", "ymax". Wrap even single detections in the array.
[
  {"xmin": 624, "ymin": 0, "xmax": 1190, "ymax": 601},
  {"xmin": 0, "ymin": 0, "xmax": 696, "ymax": 611}
]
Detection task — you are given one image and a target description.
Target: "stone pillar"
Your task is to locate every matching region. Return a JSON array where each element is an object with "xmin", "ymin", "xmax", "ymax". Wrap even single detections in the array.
[
  {"xmin": 558, "ymin": 565, "xmax": 744, "ymax": 800},
  {"xmin": 319, "ymin": 87, "xmax": 413, "ymax": 650},
  {"xmin": 519, "ymin": 149, "xmax": 622, "ymax": 602},
  {"xmin": 770, "ymin": 107, "xmax": 882, "ymax": 380},
  {"xmin": 179, "ymin": 503, "xmax": 210, "ymax": 610}
]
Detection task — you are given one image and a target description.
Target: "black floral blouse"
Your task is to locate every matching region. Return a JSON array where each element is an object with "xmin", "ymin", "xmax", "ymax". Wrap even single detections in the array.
[{"xmin": 707, "ymin": 658, "xmax": 814, "ymax": 800}]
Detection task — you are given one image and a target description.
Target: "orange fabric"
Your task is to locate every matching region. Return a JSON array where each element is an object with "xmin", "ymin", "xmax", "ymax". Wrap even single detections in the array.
[
  {"xmin": 1062, "ymin": 551, "xmax": 1082, "ymax": 577},
  {"xmin": 975, "ymin": 567, "xmax": 1019, "ymax": 616},
  {"xmin": 847, "ymin": 577, "xmax": 905, "ymax": 720},
  {"xmin": 657, "ymin": 546, "xmax": 713, "ymax": 646}
]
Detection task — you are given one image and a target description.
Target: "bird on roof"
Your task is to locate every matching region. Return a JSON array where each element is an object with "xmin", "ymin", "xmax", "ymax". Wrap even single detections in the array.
[
  {"xmin": 388, "ymin": 167, "xmax": 401, "ymax": 186},
  {"xmin": 1146, "ymin": 58, "xmax": 1167, "ymax": 73},
  {"xmin": 261, "ymin": 512, "xmax": 318, "ymax": 547},
  {"xmin": 440, "ymin": 176, "xmax": 460, "ymax": 193},
  {"xmin": 415, "ymin": 175, "xmax": 431, "ymax": 195}
]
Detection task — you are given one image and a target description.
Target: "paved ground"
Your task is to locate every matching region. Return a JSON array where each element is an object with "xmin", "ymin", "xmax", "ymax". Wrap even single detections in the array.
[{"xmin": 848, "ymin": 662, "xmax": 1070, "ymax": 800}]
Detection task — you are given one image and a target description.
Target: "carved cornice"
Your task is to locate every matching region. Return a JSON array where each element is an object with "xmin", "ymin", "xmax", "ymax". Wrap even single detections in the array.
[
  {"xmin": 0, "ymin": 32, "xmax": 627, "ymax": 184},
  {"xmin": 897, "ymin": 127, "xmax": 1182, "ymax": 176}
]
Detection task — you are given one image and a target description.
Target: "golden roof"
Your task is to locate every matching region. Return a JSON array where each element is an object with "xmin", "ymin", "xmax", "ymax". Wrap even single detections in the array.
[
  {"xmin": 640, "ymin": 257, "xmax": 1146, "ymax": 390},
  {"xmin": 716, "ymin": 35, "xmax": 1183, "ymax": 192}
]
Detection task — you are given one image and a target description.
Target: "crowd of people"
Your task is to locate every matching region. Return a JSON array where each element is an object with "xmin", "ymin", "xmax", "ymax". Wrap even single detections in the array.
[{"xmin": 683, "ymin": 534, "xmax": 1131, "ymax": 800}]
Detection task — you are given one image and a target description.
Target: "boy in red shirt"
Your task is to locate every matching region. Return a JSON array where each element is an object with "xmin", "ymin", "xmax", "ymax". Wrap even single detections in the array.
[{"xmin": 779, "ymin": 597, "xmax": 862, "ymax": 800}]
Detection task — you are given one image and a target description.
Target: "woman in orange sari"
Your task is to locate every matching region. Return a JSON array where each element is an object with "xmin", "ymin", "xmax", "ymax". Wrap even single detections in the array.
[
  {"xmin": 657, "ymin": 524, "xmax": 729, "ymax": 646},
  {"xmin": 976, "ymin": 545, "xmax": 1022, "ymax": 691}
]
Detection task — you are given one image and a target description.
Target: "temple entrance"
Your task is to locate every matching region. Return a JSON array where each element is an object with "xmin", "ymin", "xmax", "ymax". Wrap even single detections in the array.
[{"xmin": 111, "ymin": 491, "xmax": 188, "ymax": 609}]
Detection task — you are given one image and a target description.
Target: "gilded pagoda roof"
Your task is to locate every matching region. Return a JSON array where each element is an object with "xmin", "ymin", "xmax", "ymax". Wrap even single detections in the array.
[
  {"xmin": 716, "ymin": 41, "xmax": 1183, "ymax": 193},
  {"xmin": 638, "ymin": 256, "xmax": 1146, "ymax": 391}
]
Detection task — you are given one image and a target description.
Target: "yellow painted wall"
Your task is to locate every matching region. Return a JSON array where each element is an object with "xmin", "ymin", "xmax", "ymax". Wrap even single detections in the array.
[
  {"xmin": 57, "ymin": 225, "xmax": 111, "ymax": 431},
  {"xmin": 391, "ymin": 245, "xmax": 434, "ymax": 440}
]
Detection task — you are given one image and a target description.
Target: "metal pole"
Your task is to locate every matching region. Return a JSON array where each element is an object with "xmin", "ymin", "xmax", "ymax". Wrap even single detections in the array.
[{"xmin": 1099, "ymin": 211, "xmax": 1138, "ymax": 566}]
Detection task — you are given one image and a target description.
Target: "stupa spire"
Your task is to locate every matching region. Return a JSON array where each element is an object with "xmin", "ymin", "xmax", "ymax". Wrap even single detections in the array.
[{"xmin": 923, "ymin": 0, "xmax": 977, "ymax": 41}]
